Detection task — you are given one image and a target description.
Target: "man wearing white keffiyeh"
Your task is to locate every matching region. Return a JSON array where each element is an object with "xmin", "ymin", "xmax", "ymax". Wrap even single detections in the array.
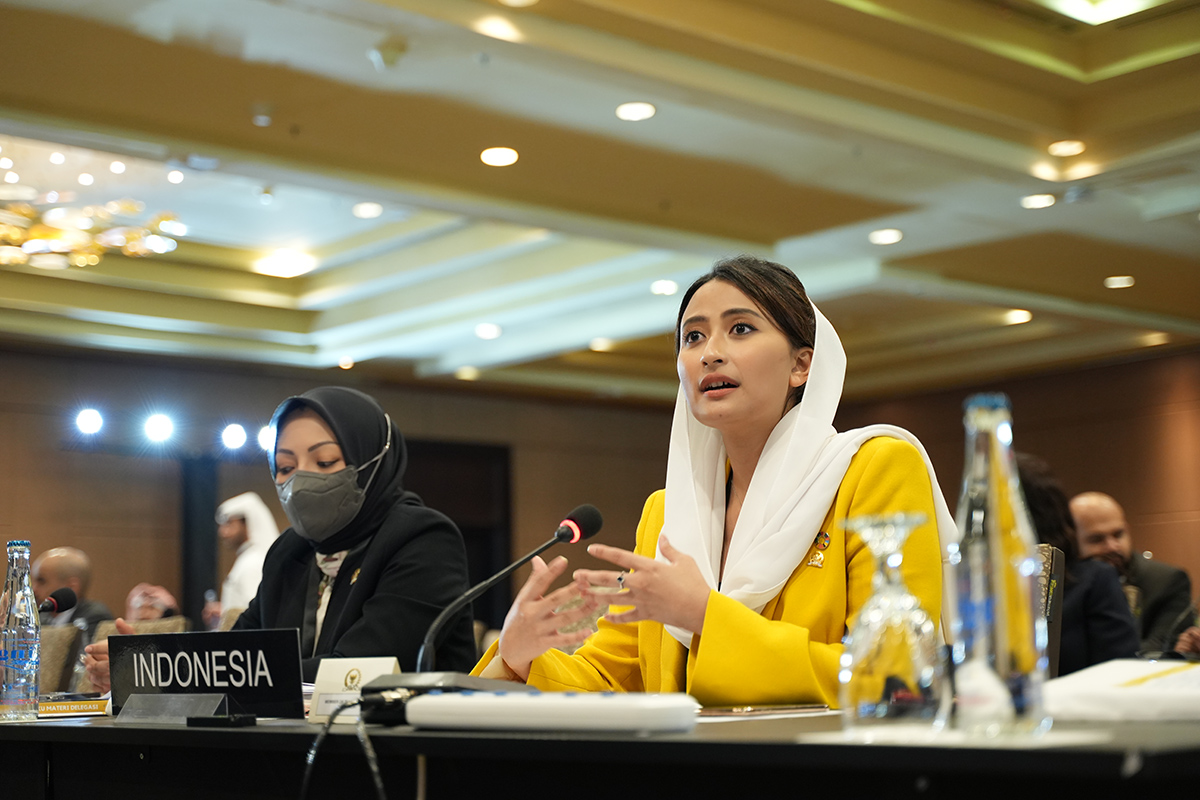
[{"xmin": 474, "ymin": 256, "xmax": 955, "ymax": 707}]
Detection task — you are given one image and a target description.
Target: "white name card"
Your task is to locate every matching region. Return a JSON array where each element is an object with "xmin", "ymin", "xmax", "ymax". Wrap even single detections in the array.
[{"xmin": 309, "ymin": 656, "xmax": 400, "ymax": 724}]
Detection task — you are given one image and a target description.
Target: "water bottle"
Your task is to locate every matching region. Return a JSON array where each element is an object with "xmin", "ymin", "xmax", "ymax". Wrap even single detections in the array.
[
  {"xmin": 947, "ymin": 394, "xmax": 1049, "ymax": 735},
  {"xmin": 1, "ymin": 540, "xmax": 41, "ymax": 721}
]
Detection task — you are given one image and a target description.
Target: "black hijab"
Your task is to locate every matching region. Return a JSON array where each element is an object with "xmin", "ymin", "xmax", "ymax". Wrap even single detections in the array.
[{"xmin": 268, "ymin": 386, "xmax": 407, "ymax": 554}]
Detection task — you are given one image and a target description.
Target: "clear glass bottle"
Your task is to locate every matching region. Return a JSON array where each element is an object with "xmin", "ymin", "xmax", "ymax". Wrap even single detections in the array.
[
  {"xmin": 948, "ymin": 394, "xmax": 1049, "ymax": 736},
  {"xmin": 1, "ymin": 540, "xmax": 41, "ymax": 721}
]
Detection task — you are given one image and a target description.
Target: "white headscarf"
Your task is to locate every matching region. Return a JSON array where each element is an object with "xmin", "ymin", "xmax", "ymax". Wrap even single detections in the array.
[
  {"xmin": 658, "ymin": 301, "xmax": 957, "ymax": 647},
  {"xmin": 216, "ymin": 492, "xmax": 280, "ymax": 550}
]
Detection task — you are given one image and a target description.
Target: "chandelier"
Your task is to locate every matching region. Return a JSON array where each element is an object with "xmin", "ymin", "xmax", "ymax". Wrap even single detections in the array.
[{"xmin": 0, "ymin": 195, "xmax": 183, "ymax": 270}]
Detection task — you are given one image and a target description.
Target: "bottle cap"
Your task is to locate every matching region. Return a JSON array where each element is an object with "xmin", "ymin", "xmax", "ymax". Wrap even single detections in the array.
[
  {"xmin": 6, "ymin": 540, "xmax": 31, "ymax": 548},
  {"xmin": 962, "ymin": 392, "xmax": 1011, "ymax": 412}
]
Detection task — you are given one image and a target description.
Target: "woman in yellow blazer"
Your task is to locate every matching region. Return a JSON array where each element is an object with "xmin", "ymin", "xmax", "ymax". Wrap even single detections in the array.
[{"xmin": 474, "ymin": 256, "xmax": 954, "ymax": 707}]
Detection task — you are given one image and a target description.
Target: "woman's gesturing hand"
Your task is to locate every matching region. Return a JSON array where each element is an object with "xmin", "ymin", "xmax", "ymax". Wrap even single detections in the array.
[
  {"xmin": 497, "ymin": 555, "xmax": 600, "ymax": 681},
  {"xmin": 83, "ymin": 617, "xmax": 135, "ymax": 694},
  {"xmin": 575, "ymin": 536, "xmax": 710, "ymax": 634}
]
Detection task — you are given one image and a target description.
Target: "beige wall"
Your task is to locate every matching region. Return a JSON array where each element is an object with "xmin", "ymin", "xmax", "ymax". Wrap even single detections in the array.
[
  {"xmin": 837, "ymin": 347, "xmax": 1200, "ymax": 592},
  {"xmin": 0, "ymin": 347, "xmax": 671, "ymax": 618}
]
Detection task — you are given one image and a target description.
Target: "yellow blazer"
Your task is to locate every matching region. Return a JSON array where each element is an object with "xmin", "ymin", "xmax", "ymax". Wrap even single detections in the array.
[{"xmin": 473, "ymin": 436, "xmax": 943, "ymax": 707}]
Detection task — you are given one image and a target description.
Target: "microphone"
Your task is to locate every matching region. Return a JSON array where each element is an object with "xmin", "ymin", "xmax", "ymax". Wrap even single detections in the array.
[
  {"xmin": 415, "ymin": 504, "xmax": 603, "ymax": 673},
  {"xmin": 39, "ymin": 587, "xmax": 78, "ymax": 615}
]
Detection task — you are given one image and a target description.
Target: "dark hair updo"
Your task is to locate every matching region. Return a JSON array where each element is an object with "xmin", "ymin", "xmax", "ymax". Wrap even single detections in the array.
[{"xmin": 674, "ymin": 255, "xmax": 817, "ymax": 410}]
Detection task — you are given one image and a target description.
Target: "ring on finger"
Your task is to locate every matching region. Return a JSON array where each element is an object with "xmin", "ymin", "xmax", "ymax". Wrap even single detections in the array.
[{"xmin": 616, "ymin": 571, "xmax": 627, "ymax": 588}]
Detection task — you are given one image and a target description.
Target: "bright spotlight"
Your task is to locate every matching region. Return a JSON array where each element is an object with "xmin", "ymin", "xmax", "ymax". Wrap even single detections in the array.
[
  {"xmin": 76, "ymin": 409, "xmax": 103, "ymax": 434},
  {"xmin": 144, "ymin": 414, "xmax": 174, "ymax": 442},
  {"xmin": 222, "ymin": 424, "xmax": 247, "ymax": 449},
  {"xmin": 257, "ymin": 425, "xmax": 275, "ymax": 452}
]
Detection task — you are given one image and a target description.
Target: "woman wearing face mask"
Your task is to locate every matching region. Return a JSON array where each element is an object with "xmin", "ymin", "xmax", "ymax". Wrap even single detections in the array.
[
  {"xmin": 86, "ymin": 386, "xmax": 476, "ymax": 689},
  {"xmin": 474, "ymin": 256, "xmax": 955, "ymax": 707}
]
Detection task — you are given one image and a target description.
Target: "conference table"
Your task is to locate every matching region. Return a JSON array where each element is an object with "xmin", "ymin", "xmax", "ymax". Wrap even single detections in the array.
[{"xmin": 2, "ymin": 711, "xmax": 1199, "ymax": 799}]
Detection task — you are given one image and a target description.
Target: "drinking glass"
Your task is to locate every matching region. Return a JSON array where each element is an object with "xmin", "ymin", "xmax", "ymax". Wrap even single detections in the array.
[{"xmin": 839, "ymin": 512, "xmax": 947, "ymax": 737}]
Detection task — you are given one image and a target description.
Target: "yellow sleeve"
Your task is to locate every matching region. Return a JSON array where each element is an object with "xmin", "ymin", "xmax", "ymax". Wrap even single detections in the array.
[
  {"xmin": 686, "ymin": 437, "xmax": 943, "ymax": 707},
  {"xmin": 470, "ymin": 492, "xmax": 663, "ymax": 692}
]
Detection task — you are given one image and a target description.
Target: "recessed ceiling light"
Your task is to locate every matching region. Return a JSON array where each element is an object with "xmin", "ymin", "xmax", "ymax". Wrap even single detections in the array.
[
  {"xmin": 868, "ymin": 228, "xmax": 903, "ymax": 245},
  {"xmin": 78, "ymin": 173, "xmax": 94, "ymax": 186},
  {"xmin": 49, "ymin": 152, "xmax": 65, "ymax": 165},
  {"xmin": 253, "ymin": 248, "xmax": 317, "ymax": 278},
  {"xmin": 167, "ymin": 170, "xmax": 185, "ymax": 184},
  {"xmin": 616, "ymin": 102, "xmax": 656, "ymax": 122},
  {"xmin": 1048, "ymin": 140, "xmax": 1085, "ymax": 157},
  {"xmin": 4, "ymin": 172, "xmax": 18, "ymax": 184},
  {"xmin": 499, "ymin": 0, "xmax": 539, "ymax": 6},
  {"xmin": 473, "ymin": 16, "xmax": 523, "ymax": 42},
  {"xmin": 455, "ymin": 366, "xmax": 481, "ymax": 381},
  {"xmin": 589, "ymin": 337, "xmax": 615, "ymax": 352},
  {"xmin": 1104, "ymin": 275, "xmax": 1135, "ymax": 289},
  {"xmin": 0, "ymin": 158, "xmax": 12, "ymax": 169},
  {"xmin": 1020, "ymin": 194, "xmax": 1056, "ymax": 209},
  {"xmin": 475, "ymin": 322, "xmax": 502, "ymax": 340},
  {"xmin": 480, "ymin": 147, "xmax": 519, "ymax": 167},
  {"xmin": 252, "ymin": 114, "xmax": 272, "ymax": 127},
  {"xmin": 1030, "ymin": 162, "xmax": 1060, "ymax": 181},
  {"xmin": 353, "ymin": 201, "xmax": 383, "ymax": 219},
  {"xmin": 338, "ymin": 355, "xmax": 355, "ymax": 370},
  {"xmin": 110, "ymin": 161, "xmax": 126, "ymax": 174},
  {"xmin": 221, "ymin": 424, "xmax": 247, "ymax": 449},
  {"xmin": 1004, "ymin": 309, "xmax": 1033, "ymax": 325},
  {"xmin": 650, "ymin": 279, "xmax": 678, "ymax": 296},
  {"xmin": 257, "ymin": 426, "xmax": 275, "ymax": 451}
]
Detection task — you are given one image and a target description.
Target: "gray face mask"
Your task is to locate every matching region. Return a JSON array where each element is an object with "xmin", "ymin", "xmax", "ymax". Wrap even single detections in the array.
[{"xmin": 275, "ymin": 416, "xmax": 392, "ymax": 544}]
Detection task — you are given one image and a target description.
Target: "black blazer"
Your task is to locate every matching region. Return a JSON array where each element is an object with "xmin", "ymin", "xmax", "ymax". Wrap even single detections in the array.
[
  {"xmin": 234, "ymin": 492, "xmax": 477, "ymax": 681},
  {"xmin": 1127, "ymin": 553, "xmax": 1193, "ymax": 652},
  {"xmin": 1059, "ymin": 560, "xmax": 1139, "ymax": 676}
]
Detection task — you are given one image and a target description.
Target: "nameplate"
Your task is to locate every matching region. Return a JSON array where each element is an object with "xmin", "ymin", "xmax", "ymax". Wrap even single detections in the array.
[
  {"xmin": 310, "ymin": 656, "xmax": 401, "ymax": 724},
  {"xmin": 109, "ymin": 629, "xmax": 304, "ymax": 718}
]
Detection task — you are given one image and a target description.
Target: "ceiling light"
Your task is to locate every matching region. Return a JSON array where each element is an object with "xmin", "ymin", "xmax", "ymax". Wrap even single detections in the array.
[
  {"xmin": 221, "ymin": 424, "xmax": 247, "ymax": 449},
  {"xmin": 868, "ymin": 228, "xmax": 903, "ymax": 245},
  {"xmin": 616, "ymin": 102, "xmax": 656, "ymax": 122},
  {"xmin": 650, "ymin": 279, "xmax": 678, "ymax": 296},
  {"xmin": 480, "ymin": 147, "xmax": 519, "ymax": 167},
  {"xmin": 167, "ymin": 170, "xmax": 184, "ymax": 184},
  {"xmin": 4, "ymin": 172, "xmax": 18, "ymax": 184},
  {"xmin": 1142, "ymin": 332, "xmax": 1170, "ymax": 347},
  {"xmin": 254, "ymin": 248, "xmax": 317, "ymax": 278},
  {"xmin": 259, "ymin": 186, "xmax": 274, "ymax": 205},
  {"xmin": 455, "ymin": 366, "xmax": 481, "ymax": 381},
  {"xmin": 0, "ymin": 157, "xmax": 12, "ymax": 169},
  {"xmin": 1030, "ymin": 162, "xmax": 1059, "ymax": 181},
  {"xmin": 110, "ymin": 161, "xmax": 126, "ymax": 174},
  {"xmin": 144, "ymin": 414, "xmax": 173, "ymax": 443},
  {"xmin": 338, "ymin": 355, "xmax": 355, "ymax": 370},
  {"xmin": 589, "ymin": 337, "xmax": 615, "ymax": 352},
  {"xmin": 1048, "ymin": 140, "xmax": 1086, "ymax": 157},
  {"xmin": 258, "ymin": 426, "xmax": 275, "ymax": 452},
  {"xmin": 499, "ymin": 0, "xmax": 539, "ymax": 6},
  {"xmin": 50, "ymin": 152, "xmax": 65, "ymax": 165},
  {"xmin": 76, "ymin": 409, "xmax": 103, "ymax": 435},
  {"xmin": 473, "ymin": 16, "xmax": 524, "ymax": 42},
  {"xmin": 475, "ymin": 322, "xmax": 502, "ymax": 340},
  {"xmin": 78, "ymin": 173, "xmax": 94, "ymax": 186},
  {"xmin": 353, "ymin": 201, "xmax": 383, "ymax": 219},
  {"xmin": 1104, "ymin": 275, "xmax": 1135, "ymax": 289},
  {"xmin": 252, "ymin": 114, "xmax": 272, "ymax": 127},
  {"xmin": 1004, "ymin": 309, "xmax": 1033, "ymax": 325},
  {"xmin": 1020, "ymin": 194, "xmax": 1056, "ymax": 209}
]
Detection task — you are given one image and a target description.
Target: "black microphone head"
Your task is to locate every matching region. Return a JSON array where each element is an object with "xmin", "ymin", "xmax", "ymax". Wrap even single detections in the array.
[
  {"xmin": 559, "ymin": 504, "xmax": 603, "ymax": 544},
  {"xmin": 43, "ymin": 586, "xmax": 77, "ymax": 614}
]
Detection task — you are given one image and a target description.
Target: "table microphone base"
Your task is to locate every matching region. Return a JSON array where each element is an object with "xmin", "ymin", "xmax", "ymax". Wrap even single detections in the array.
[{"xmin": 360, "ymin": 672, "xmax": 535, "ymax": 726}]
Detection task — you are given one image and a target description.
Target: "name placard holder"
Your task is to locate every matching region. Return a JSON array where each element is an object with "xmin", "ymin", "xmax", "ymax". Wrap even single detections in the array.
[
  {"xmin": 109, "ymin": 628, "xmax": 304, "ymax": 719},
  {"xmin": 115, "ymin": 693, "xmax": 230, "ymax": 726}
]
